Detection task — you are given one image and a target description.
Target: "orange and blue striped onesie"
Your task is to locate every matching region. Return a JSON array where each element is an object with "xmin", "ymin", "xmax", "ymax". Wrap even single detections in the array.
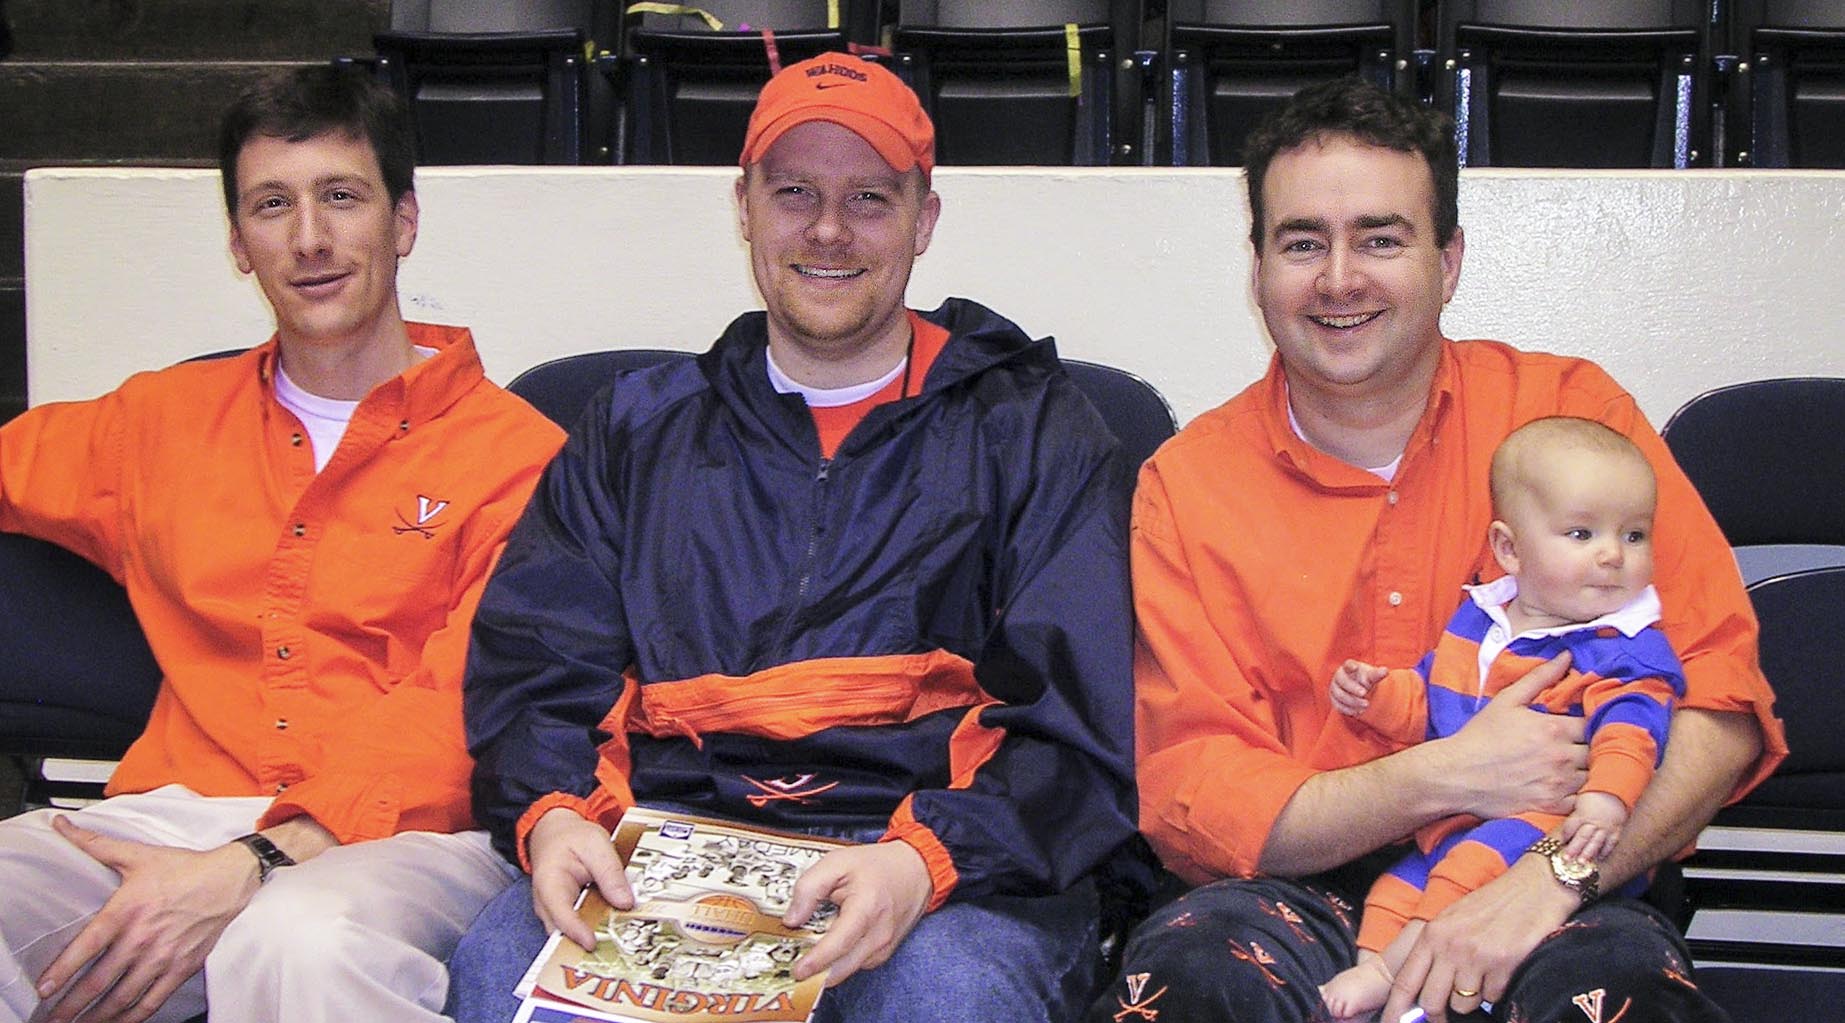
[{"xmin": 1349, "ymin": 575, "xmax": 1684, "ymax": 952}]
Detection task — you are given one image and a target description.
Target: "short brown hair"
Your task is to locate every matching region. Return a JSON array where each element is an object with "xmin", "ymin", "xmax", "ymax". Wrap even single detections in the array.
[
  {"xmin": 1242, "ymin": 77, "xmax": 1457, "ymax": 250},
  {"xmin": 218, "ymin": 65, "xmax": 414, "ymax": 216}
]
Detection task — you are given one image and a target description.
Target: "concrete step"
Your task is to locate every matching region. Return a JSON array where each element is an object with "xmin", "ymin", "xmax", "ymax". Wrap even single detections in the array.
[
  {"xmin": 0, "ymin": 60, "xmax": 314, "ymax": 162},
  {"xmin": 3, "ymin": 0, "xmax": 387, "ymax": 62}
]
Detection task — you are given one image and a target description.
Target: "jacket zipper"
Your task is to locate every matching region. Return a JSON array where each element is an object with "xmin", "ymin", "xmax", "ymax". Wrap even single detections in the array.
[{"xmin": 775, "ymin": 457, "xmax": 832, "ymax": 652}]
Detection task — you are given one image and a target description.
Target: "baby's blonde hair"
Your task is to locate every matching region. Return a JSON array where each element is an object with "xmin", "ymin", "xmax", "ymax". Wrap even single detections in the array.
[{"xmin": 1490, "ymin": 416, "xmax": 1656, "ymax": 519}]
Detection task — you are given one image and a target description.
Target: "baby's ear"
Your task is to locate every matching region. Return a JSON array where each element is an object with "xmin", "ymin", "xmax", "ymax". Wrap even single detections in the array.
[{"xmin": 1488, "ymin": 520, "xmax": 1520, "ymax": 576}]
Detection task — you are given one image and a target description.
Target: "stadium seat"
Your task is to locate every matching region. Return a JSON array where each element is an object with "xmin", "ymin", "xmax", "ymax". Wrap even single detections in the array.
[
  {"xmin": 619, "ymin": 0, "xmax": 851, "ymax": 165},
  {"xmin": 1661, "ymin": 376, "xmax": 1845, "ymax": 583},
  {"xmin": 0, "ymin": 532, "xmax": 159, "ymax": 809},
  {"xmin": 1162, "ymin": 0, "xmax": 1416, "ymax": 166},
  {"xmin": 370, "ymin": 27, "xmax": 587, "ymax": 164},
  {"xmin": 1679, "ymin": 566, "xmax": 1845, "ymax": 1004},
  {"xmin": 507, "ymin": 348, "xmax": 691, "ymax": 427},
  {"xmin": 1725, "ymin": 0, "xmax": 1845, "ymax": 167},
  {"xmin": 1436, "ymin": 0, "xmax": 1713, "ymax": 167},
  {"xmin": 1063, "ymin": 359, "xmax": 1177, "ymax": 467},
  {"xmin": 889, "ymin": 1, "xmax": 1139, "ymax": 166}
]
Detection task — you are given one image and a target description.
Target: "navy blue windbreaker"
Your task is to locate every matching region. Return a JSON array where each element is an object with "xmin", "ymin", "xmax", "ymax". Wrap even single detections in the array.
[{"xmin": 464, "ymin": 298, "xmax": 1135, "ymax": 905}]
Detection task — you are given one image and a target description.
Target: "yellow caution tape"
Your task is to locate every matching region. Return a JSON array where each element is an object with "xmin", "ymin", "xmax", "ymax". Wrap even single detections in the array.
[{"xmin": 624, "ymin": 3, "xmax": 724, "ymax": 31}]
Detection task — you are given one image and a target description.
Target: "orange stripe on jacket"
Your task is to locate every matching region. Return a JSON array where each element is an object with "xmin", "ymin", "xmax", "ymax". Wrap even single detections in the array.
[
  {"xmin": 512, "ymin": 651, "xmax": 1005, "ymax": 874},
  {"xmin": 624, "ymin": 650, "xmax": 991, "ymax": 742}
]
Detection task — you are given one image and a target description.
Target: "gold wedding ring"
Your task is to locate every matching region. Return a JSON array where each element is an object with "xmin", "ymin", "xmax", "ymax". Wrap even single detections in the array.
[{"xmin": 1453, "ymin": 987, "xmax": 1480, "ymax": 999}]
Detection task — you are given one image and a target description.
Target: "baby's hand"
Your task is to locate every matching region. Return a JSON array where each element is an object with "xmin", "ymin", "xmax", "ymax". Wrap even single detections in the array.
[
  {"xmin": 1560, "ymin": 790, "xmax": 1629, "ymax": 863},
  {"xmin": 1330, "ymin": 660, "xmax": 1388, "ymax": 717}
]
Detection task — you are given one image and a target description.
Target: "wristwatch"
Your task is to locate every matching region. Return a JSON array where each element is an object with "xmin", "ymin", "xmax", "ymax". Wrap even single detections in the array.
[
  {"xmin": 233, "ymin": 832, "xmax": 297, "ymax": 884},
  {"xmin": 1526, "ymin": 835, "xmax": 1599, "ymax": 904}
]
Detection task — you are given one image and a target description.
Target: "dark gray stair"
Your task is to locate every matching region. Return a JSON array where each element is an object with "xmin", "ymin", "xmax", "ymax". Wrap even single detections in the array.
[
  {"xmin": 1, "ymin": 60, "xmax": 322, "ymax": 161},
  {"xmin": 0, "ymin": 0, "xmax": 395, "ymax": 425},
  {"xmin": 5, "ymin": 0, "xmax": 386, "ymax": 61}
]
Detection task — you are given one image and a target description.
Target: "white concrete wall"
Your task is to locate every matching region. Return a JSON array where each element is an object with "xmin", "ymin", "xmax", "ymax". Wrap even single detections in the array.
[{"xmin": 24, "ymin": 165, "xmax": 1845, "ymax": 426}]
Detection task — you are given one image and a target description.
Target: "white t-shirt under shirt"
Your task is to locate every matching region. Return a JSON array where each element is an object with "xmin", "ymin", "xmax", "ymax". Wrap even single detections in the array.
[{"xmin": 274, "ymin": 346, "xmax": 436, "ymax": 472}]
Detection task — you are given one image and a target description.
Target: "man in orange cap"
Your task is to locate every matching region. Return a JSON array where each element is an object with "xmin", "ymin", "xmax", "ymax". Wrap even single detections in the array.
[{"xmin": 449, "ymin": 53, "xmax": 1140, "ymax": 1023}]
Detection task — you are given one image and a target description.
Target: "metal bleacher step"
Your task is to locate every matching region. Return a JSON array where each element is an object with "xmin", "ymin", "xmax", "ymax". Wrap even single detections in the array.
[
  {"xmin": 4, "ymin": 0, "xmax": 387, "ymax": 63},
  {"xmin": 30, "ymin": 757, "xmax": 117, "ymax": 810},
  {"xmin": 0, "ymin": 0, "xmax": 391, "ymax": 426}
]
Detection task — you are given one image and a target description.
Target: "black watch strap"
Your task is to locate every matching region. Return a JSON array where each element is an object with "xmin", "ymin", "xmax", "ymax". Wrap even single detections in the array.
[{"xmin": 233, "ymin": 832, "xmax": 296, "ymax": 884}]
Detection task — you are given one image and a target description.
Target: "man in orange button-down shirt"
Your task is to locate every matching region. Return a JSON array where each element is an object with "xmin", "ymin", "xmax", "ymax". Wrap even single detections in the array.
[
  {"xmin": 0, "ymin": 68, "xmax": 562, "ymax": 1023},
  {"xmin": 1091, "ymin": 78, "xmax": 1785, "ymax": 1023}
]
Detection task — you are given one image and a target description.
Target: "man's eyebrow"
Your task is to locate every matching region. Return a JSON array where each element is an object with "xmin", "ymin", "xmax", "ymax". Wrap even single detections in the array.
[
  {"xmin": 759, "ymin": 168, "xmax": 904, "ymax": 190},
  {"xmin": 1273, "ymin": 216, "xmax": 1328, "ymax": 236},
  {"xmin": 1354, "ymin": 213, "xmax": 1414, "ymax": 232},
  {"xmin": 238, "ymin": 173, "xmax": 367, "ymax": 202}
]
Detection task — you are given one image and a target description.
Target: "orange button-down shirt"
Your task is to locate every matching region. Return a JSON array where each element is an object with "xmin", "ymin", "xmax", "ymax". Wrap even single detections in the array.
[
  {"xmin": 1132, "ymin": 339, "xmax": 1788, "ymax": 884},
  {"xmin": 0, "ymin": 324, "xmax": 563, "ymax": 843}
]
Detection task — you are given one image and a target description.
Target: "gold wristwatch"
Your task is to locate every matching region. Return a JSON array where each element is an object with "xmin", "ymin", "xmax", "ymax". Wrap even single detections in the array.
[{"xmin": 1526, "ymin": 835, "xmax": 1599, "ymax": 904}]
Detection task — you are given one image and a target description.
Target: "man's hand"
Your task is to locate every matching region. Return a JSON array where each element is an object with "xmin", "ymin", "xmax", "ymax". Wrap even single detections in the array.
[
  {"xmin": 784, "ymin": 840, "xmax": 932, "ymax": 987},
  {"xmin": 1331, "ymin": 659, "xmax": 1388, "ymax": 717},
  {"xmin": 1434, "ymin": 653, "xmax": 1587, "ymax": 820},
  {"xmin": 1561, "ymin": 791, "xmax": 1627, "ymax": 863},
  {"xmin": 527, "ymin": 807, "xmax": 631, "ymax": 950},
  {"xmin": 35, "ymin": 817, "xmax": 262, "ymax": 1023},
  {"xmin": 1380, "ymin": 854, "xmax": 1577, "ymax": 1023}
]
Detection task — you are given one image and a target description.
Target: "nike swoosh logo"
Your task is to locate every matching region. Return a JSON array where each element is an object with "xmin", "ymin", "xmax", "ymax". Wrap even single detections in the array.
[{"xmin": 814, "ymin": 82, "xmax": 851, "ymax": 89}]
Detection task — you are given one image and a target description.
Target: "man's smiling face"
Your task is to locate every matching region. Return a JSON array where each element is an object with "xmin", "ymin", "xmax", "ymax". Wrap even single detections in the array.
[
  {"xmin": 229, "ymin": 130, "xmax": 416, "ymax": 354},
  {"xmin": 1253, "ymin": 135, "xmax": 1461, "ymax": 403},
  {"xmin": 736, "ymin": 119, "xmax": 939, "ymax": 370}
]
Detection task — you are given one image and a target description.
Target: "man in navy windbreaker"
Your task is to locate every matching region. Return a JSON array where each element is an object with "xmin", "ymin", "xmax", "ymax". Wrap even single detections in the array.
[{"xmin": 448, "ymin": 52, "xmax": 1138, "ymax": 1023}]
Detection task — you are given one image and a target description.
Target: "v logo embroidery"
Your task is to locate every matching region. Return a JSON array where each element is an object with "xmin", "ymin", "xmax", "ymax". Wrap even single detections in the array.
[
  {"xmin": 393, "ymin": 494, "xmax": 451, "ymax": 539},
  {"xmin": 741, "ymin": 773, "xmax": 840, "ymax": 807},
  {"xmin": 1113, "ymin": 972, "xmax": 1168, "ymax": 1021}
]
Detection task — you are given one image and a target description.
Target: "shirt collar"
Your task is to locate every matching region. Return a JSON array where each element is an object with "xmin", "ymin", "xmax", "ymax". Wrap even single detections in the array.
[
  {"xmin": 254, "ymin": 322, "xmax": 483, "ymax": 428},
  {"xmin": 1466, "ymin": 575, "xmax": 1663, "ymax": 639},
  {"xmin": 1258, "ymin": 340, "xmax": 1459, "ymax": 487}
]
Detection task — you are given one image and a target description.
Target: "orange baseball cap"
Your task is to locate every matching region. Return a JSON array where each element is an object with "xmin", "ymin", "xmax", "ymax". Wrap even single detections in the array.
[{"xmin": 740, "ymin": 53, "xmax": 935, "ymax": 176}]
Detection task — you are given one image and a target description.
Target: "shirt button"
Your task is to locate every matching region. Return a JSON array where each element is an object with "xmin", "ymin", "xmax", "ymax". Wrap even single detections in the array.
[
  {"xmin": 275, "ymin": 782, "xmax": 289, "ymax": 794},
  {"xmin": 277, "ymin": 646, "xmax": 292, "ymax": 660},
  {"xmin": 275, "ymin": 718, "xmax": 288, "ymax": 730},
  {"xmin": 292, "ymin": 523, "xmax": 306, "ymax": 537},
  {"xmin": 1387, "ymin": 490, "xmax": 1399, "ymax": 505},
  {"xmin": 1387, "ymin": 591, "xmax": 1404, "ymax": 607},
  {"xmin": 290, "ymin": 433, "xmax": 303, "ymax": 446},
  {"xmin": 398, "ymin": 419, "xmax": 410, "ymax": 431}
]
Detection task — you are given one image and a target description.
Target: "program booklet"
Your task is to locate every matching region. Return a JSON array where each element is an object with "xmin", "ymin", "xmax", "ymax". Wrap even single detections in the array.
[{"xmin": 511, "ymin": 807, "xmax": 850, "ymax": 1023}]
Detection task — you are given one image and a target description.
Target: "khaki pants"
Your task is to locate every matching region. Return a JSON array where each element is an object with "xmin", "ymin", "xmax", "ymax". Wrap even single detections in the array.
[{"xmin": 0, "ymin": 785, "xmax": 518, "ymax": 1023}]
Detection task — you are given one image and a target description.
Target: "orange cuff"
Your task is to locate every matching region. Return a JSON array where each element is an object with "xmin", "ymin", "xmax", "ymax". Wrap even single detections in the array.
[
  {"xmin": 882, "ymin": 798, "xmax": 957, "ymax": 911},
  {"xmin": 513, "ymin": 788, "xmax": 632, "ymax": 873}
]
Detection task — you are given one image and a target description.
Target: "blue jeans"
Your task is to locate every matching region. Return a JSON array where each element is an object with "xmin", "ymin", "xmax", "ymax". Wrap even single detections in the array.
[{"xmin": 449, "ymin": 874, "xmax": 1102, "ymax": 1023}]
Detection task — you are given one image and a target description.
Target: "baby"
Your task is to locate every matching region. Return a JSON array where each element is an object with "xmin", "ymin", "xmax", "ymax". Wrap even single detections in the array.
[{"xmin": 1319, "ymin": 417, "xmax": 1685, "ymax": 1021}]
